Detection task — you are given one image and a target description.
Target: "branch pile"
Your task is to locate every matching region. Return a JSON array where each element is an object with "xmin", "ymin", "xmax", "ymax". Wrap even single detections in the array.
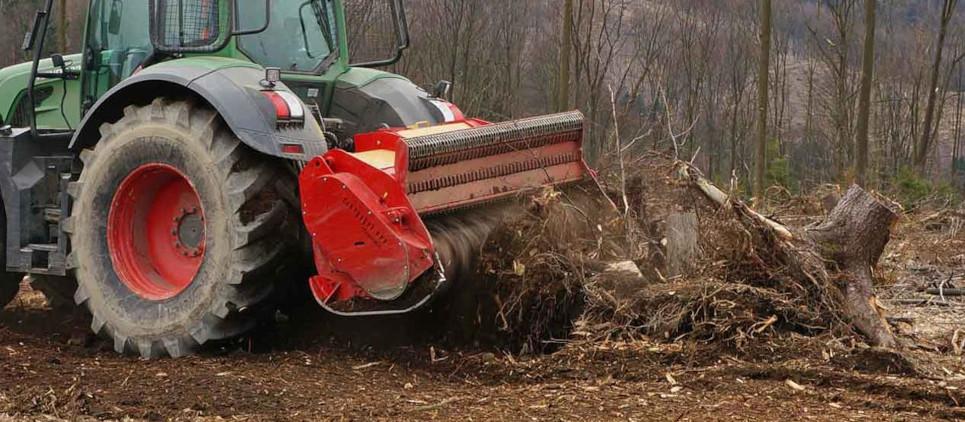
[{"xmin": 449, "ymin": 154, "xmax": 901, "ymax": 354}]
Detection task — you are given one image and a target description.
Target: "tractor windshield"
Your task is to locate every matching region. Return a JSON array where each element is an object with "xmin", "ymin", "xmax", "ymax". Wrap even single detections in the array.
[{"xmin": 237, "ymin": 0, "xmax": 338, "ymax": 73}]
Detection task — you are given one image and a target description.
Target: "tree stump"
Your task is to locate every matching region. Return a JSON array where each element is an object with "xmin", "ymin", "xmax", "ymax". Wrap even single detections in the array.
[
  {"xmin": 665, "ymin": 212, "xmax": 699, "ymax": 278},
  {"xmin": 805, "ymin": 185, "xmax": 901, "ymax": 348},
  {"xmin": 679, "ymin": 160, "xmax": 902, "ymax": 348}
]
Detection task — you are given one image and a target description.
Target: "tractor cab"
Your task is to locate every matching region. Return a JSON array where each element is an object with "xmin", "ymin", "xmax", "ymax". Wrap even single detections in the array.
[{"xmin": 15, "ymin": 0, "xmax": 409, "ymax": 140}]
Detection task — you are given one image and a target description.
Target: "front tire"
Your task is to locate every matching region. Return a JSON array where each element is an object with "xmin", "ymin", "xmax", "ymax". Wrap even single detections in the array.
[{"xmin": 68, "ymin": 99, "xmax": 300, "ymax": 358}]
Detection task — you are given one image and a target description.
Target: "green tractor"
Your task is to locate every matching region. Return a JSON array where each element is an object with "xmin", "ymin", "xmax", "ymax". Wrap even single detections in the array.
[{"xmin": 0, "ymin": 0, "xmax": 587, "ymax": 358}]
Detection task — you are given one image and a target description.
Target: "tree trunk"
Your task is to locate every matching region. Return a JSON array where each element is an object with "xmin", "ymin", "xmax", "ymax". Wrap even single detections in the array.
[
  {"xmin": 57, "ymin": 0, "xmax": 67, "ymax": 53},
  {"xmin": 805, "ymin": 186, "xmax": 900, "ymax": 348},
  {"xmin": 557, "ymin": 0, "xmax": 574, "ymax": 112},
  {"xmin": 914, "ymin": 0, "xmax": 958, "ymax": 172},
  {"xmin": 754, "ymin": 0, "xmax": 772, "ymax": 200},
  {"xmin": 954, "ymin": 66, "xmax": 964, "ymax": 179},
  {"xmin": 854, "ymin": 0, "xmax": 876, "ymax": 187}
]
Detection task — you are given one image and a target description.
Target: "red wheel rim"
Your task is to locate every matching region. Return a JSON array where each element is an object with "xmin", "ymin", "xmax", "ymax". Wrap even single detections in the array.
[{"xmin": 107, "ymin": 163, "xmax": 206, "ymax": 301}]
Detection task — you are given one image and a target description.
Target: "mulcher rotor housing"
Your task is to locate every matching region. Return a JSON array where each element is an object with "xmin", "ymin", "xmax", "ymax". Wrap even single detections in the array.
[
  {"xmin": 0, "ymin": 0, "xmax": 589, "ymax": 356},
  {"xmin": 301, "ymin": 111, "xmax": 588, "ymax": 313}
]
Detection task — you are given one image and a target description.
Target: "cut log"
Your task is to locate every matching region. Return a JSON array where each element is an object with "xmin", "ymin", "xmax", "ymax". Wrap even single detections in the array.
[{"xmin": 925, "ymin": 288, "xmax": 965, "ymax": 296}]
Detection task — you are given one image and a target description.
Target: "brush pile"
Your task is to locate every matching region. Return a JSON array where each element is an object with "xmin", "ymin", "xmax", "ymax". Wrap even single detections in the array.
[{"xmin": 452, "ymin": 153, "xmax": 902, "ymax": 355}]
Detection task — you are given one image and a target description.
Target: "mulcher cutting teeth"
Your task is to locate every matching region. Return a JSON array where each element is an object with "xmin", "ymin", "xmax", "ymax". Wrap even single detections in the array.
[{"xmin": 405, "ymin": 111, "xmax": 585, "ymax": 170}]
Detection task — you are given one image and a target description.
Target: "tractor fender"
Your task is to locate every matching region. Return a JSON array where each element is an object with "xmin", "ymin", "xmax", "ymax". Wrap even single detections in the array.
[{"xmin": 69, "ymin": 61, "xmax": 328, "ymax": 160}]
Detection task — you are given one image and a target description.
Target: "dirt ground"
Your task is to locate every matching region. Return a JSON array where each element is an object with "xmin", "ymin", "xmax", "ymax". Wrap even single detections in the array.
[
  {"xmin": 0, "ymin": 285, "xmax": 962, "ymax": 421},
  {"xmin": 1, "ymin": 202, "xmax": 964, "ymax": 421}
]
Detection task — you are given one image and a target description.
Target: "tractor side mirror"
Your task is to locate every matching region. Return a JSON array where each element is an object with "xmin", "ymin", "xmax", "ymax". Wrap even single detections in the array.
[
  {"xmin": 51, "ymin": 54, "xmax": 65, "ymax": 69},
  {"xmin": 346, "ymin": 0, "xmax": 410, "ymax": 68}
]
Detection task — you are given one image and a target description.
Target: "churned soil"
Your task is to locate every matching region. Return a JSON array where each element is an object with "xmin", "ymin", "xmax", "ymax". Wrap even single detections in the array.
[
  {"xmin": 2, "ymin": 183, "xmax": 964, "ymax": 421},
  {"xmin": 0, "ymin": 283, "xmax": 962, "ymax": 421}
]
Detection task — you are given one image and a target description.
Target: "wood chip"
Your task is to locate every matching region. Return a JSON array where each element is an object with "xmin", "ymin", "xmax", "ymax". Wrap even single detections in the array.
[
  {"xmin": 785, "ymin": 379, "xmax": 806, "ymax": 392},
  {"xmin": 351, "ymin": 361, "xmax": 383, "ymax": 370}
]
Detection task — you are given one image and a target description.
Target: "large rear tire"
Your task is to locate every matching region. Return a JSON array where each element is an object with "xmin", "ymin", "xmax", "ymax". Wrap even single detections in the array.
[{"xmin": 67, "ymin": 99, "xmax": 301, "ymax": 358}]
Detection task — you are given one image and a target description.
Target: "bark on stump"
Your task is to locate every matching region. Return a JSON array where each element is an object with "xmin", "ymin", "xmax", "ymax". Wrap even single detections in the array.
[
  {"xmin": 806, "ymin": 185, "xmax": 900, "ymax": 348},
  {"xmin": 664, "ymin": 212, "xmax": 699, "ymax": 278}
]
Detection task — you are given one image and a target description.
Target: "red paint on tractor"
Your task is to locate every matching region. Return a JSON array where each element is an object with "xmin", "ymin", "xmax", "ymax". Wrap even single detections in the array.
[
  {"xmin": 107, "ymin": 164, "xmax": 205, "ymax": 301},
  {"xmin": 445, "ymin": 103, "xmax": 465, "ymax": 121},
  {"xmin": 262, "ymin": 91, "xmax": 292, "ymax": 121}
]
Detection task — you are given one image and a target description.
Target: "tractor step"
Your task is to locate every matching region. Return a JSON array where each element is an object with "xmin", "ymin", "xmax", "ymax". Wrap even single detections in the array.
[
  {"xmin": 25, "ymin": 267, "xmax": 62, "ymax": 276},
  {"xmin": 23, "ymin": 243, "xmax": 59, "ymax": 252},
  {"xmin": 20, "ymin": 243, "xmax": 67, "ymax": 275},
  {"xmin": 43, "ymin": 208, "xmax": 62, "ymax": 223}
]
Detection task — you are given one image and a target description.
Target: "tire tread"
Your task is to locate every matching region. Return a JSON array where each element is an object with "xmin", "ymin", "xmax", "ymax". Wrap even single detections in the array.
[{"xmin": 70, "ymin": 100, "xmax": 300, "ymax": 358}]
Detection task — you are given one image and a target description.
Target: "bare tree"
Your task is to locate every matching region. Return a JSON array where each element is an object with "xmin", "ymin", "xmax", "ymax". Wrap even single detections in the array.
[
  {"xmin": 809, "ymin": 0, "xmax": 859, "ymax": 181},
  {"xmin": 854, "ymin": 0, "xmax": 876, "ymax": 186},
  {"xmin": 723, "ymin": 12, "xmax": 754, "ymax": 183},
  {"xmin": 56, "ymin": 0, "xmax": 66, "ymax": 52},
  {"xmin": 953, "ymin": 62, "xmax": 963, "ymax": 180},
  {"xmin": 754, "ymin": 0, "xmax": 772, "ymax": 199},
  {"xmin": 570, "ymin": 0, "xmax": 633, "ymax": 160},
  {"xmin": 914, "ymin": 0, "xmax": 959, "ymax": 172},
  {"xmin": 557, "ymin": 0, "xmax": 574, "ymax": 112}
]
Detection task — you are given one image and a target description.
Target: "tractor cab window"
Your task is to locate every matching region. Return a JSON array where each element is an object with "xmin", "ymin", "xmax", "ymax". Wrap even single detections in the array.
[
  {"xmin": 152, "ymin": 0, "xmax": 223, "ymax": 50},
  {"xmin": 237, "ymin": 0, "xmax": 337, "ymax": 73},
  {"xmin": 83, "ymin": 0, "xmax": 154, "ymax": 102}
]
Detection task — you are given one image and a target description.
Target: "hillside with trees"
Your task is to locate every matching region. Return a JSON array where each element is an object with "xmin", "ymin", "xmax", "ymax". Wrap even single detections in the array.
[{"xmin": 385, "ymin": 0, "xmax": 965, "ymax": 204}]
